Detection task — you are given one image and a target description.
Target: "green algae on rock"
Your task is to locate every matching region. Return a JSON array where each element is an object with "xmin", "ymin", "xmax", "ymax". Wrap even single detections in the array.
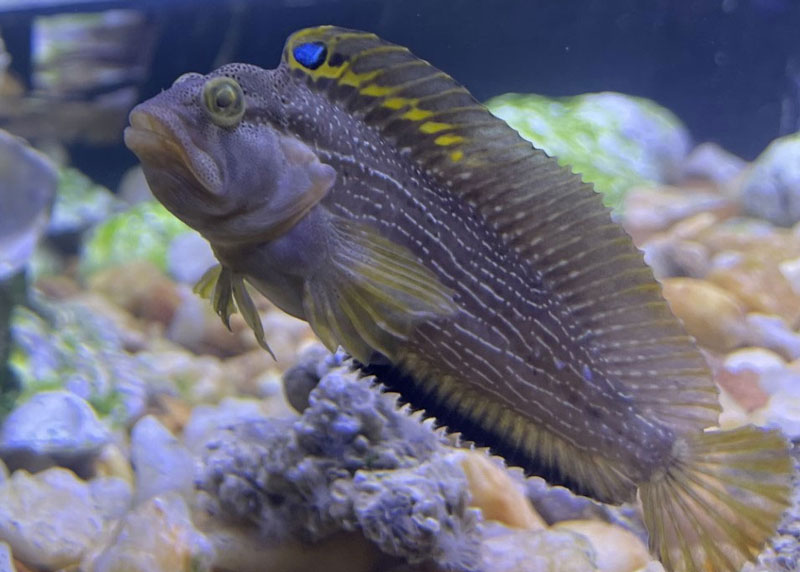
[
  {"xmin": 7, "ymin": 299, "xmax": 150, "ymax": 424},
  {"xmin": 486, "ymin": 92, "xmax": 690, "ymax": 210},
  {"xmin": 79, "ymin": 201, "xmax": 194, "ymax": 278},
  {"xmin": 49, "ymin": 167, "xmax": 122, "ymax": 237}
]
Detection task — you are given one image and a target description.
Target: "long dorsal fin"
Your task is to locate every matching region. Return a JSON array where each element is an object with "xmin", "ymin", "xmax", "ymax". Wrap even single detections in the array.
[{"xmin": 282, "ymin": 26, "xmax": 721, "ymax": 433}]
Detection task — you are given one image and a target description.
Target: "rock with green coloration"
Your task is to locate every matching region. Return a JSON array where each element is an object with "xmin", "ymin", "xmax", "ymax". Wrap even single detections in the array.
[
  {"xmin": 49, "ymin": 167, "xmax": 122, "ymax": 236},
  {"xmin": 0, "ymin": 390, "xmax": 110, "ymax": 472},
  {"xmin": 79, "ymin": 200, "xmax": 193, "ymax": 278},
  {"xmin": 8, "ymin": 297, "xmax": 153, "ymax": 424},
  {"xmin": 741, "ymin": 132, "xmax": 800, "ymax": 227},
  {"xmin": 486, "ymin": 92, "xmax": 691, "ymax": 210}
]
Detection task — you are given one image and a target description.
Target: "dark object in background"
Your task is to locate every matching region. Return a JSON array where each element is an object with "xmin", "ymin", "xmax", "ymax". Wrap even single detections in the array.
[
  {"xmin": 0, "ymin": 128, "xmax": 58, "ymax": 413},
  {"xmin": 0, "ymin": 271, "xmax": 25, "ymax": 410},
  {"xmin": 0, "ymin": 0, "xmax": 799, "ymax": 189}
]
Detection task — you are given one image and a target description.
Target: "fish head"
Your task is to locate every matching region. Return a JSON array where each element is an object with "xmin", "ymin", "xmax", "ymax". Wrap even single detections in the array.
[{"xmin": 124, "ymin": 64, "xmax": 335, "ymax": 246}]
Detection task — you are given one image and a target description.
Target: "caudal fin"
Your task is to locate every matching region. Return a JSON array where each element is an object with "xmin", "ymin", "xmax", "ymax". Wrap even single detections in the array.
[{"xmin": 640, "ymin": 425, "xmax": 792, "ymax": 572}]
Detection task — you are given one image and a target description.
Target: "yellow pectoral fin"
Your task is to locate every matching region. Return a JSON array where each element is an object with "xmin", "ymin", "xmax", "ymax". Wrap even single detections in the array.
[
  {"xmin": 193, "ymin": 264, "xmax": 275, "ymax": 359},
  {"xmin": 193, "ymin": 264, "xmax": 237, "ymax": 330},
  {"xmin": 303, "ymin": 218, "xmax": 457, "ymax": 363},
  {"xmin": 231, "ymin": 275, "xmax": 276, "ymax": 359}
]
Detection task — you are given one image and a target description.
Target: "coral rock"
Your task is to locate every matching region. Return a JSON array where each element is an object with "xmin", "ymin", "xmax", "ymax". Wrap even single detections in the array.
[{"xmin": 197, "ymin": 356, "xmax": 482, "ymax": 570}]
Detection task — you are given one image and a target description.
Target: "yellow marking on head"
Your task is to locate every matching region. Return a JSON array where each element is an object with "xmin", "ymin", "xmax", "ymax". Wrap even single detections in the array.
[
  {"xmin": 419, "ymin": 121, "xmax": 453, "ymax": 134},
  {"xmin": 450, "ymin": 150, "xmax": 464, "ymax": 162},
  {"xmin": 398, "ymin": 108, "xmax": 430, "ymax": 121},
  {"xmin": 434, "ymin": 134, "xmax": 464, "ymax": 146}
]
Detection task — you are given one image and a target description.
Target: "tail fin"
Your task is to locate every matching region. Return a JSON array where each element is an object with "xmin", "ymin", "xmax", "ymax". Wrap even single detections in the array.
[{"xmin": 639, "ymin": 425, "xmax": 792, "ymax": 572}]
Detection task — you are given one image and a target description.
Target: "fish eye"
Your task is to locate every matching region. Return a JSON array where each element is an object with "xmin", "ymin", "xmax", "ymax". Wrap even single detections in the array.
[
  {"xmin": 293, "ymin": 41, "xmax": 327, "ymax": 70},
  {"xmin": 202, "ymin": 77, "xmax": 245, "ymax": 128}
]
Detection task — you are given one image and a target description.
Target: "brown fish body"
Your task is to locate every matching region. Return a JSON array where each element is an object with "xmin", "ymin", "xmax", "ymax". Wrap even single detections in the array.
[
  {"xmin": 125, "ymin": 26, "xmax": 792, "ymax": 572},
  {"xmin": 215, "ymin": 78, "xmax": 677, "ymax": 495}
]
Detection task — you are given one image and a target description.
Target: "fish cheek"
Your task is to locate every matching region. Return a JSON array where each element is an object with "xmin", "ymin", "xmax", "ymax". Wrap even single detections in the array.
[{"xmin": 220, "ymin": 130, "xmax": 335, "ymax": 232}]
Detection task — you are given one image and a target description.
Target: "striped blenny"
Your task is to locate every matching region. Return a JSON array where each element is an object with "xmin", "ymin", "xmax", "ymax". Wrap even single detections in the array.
[{"xmin": 124, "ymin": 26, "xmax": 792, "ymax": 572}]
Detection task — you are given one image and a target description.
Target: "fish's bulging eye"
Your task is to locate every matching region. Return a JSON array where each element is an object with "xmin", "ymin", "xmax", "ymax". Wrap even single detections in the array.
[
  {"xmin": 202, "ymin": 77, "xmax": 245, "ymax": 128},
  {"xmin": 293, "ymin": 42, "xmax": 327, "ymax": 70}
]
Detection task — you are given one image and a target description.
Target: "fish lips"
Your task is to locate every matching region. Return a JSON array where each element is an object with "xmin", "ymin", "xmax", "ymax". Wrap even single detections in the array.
[{"xmin": 124, "ymin": 108, "xmax": 223, "ymax": 197}]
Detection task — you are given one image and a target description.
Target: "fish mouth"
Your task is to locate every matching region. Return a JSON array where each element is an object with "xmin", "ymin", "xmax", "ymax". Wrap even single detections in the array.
[{"xmin": 124, "ymin": 109, "xmax": 222, "ymax": 195}]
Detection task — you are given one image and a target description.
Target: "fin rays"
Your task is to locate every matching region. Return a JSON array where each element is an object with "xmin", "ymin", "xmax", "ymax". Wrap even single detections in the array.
[{"xmin": 640, "ymin": 426, "xmax": 792, "ymax": 572}]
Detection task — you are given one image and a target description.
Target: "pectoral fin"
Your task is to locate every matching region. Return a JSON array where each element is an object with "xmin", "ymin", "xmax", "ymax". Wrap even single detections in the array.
[
  {"xmin": 303, "ymin": 218, "xmax": 457, "ymax": 363},
  {"xmin": 194, "ymin": 264, "xmax": 275, "ymax": 359}
]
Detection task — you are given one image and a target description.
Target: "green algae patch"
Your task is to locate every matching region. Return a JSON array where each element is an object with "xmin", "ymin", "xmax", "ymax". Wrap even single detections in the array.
[
  {"xmin": 50, "ymin": 167, "xmax": 122, "ymax": 235},
  {"xmin": 486, "ymin": 92, "xmax": 690, "ymax": 210},
  {"xmin": 79, "ymin": 200, "xmax": 192, "ymax": 278}
]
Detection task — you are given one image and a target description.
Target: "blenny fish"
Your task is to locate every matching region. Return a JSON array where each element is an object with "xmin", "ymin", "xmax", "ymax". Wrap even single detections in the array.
[{"xmin": 124, "ymin": 26, "xmax": 792, "ymax": 571}]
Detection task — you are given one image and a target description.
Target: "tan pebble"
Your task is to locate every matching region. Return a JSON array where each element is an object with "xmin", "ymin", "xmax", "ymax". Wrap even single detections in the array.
[
  {"xmin": 696, "ymin": 217, "xmax": 780, "ymax": 254},
  {"xmin": 668, "ymin": 212, "xmax": 720, "ymax": 240},
  {"xmin": 553, "ymin": 520, "xmax": 652, "ymax": 572},
  {"xmin": 81, "ymin": 492, "xmax": 214, "ymax": 572},
  {"xmin": 660, "ymin": 277, "xmax": 748, "ymax": 351},
  {"xmin": 621, "ymin": 187, "xmax": 736, "ymax": 245},
  {"xmin": 89, "ymin": 261, "xmax": 182, "ymax": 328},
  {"xmin": 93, "ymin": 444, "xmax": 134, "ymax": 486},
  {"xmin": 459, "ymin": 451, "xmax": 545, "ymax": 530},
  {"xmin": 717, "ymin": 387, "xmax": 753, "ymax": 429},
  {"xmin": 713, "ymin": 348, "xmax": 782, "ymax": 413},
  {"xmin": 707, "ymin": 249, "xmax": 800, "ymax": 327},
  {"xmin": 148, "ymin": 393, "xmax": 194, "ymax": 435}
]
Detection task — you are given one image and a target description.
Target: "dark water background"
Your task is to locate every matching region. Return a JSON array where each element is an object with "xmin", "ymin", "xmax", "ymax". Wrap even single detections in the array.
[{"xmin": 1, "ymin": 0, "xmax": 799, "ymax": 186}]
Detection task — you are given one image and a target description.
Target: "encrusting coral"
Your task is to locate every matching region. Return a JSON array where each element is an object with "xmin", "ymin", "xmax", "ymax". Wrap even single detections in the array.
[{"xmin": 197, "ymin": 349, "xmax": 483, "ymax": 570}]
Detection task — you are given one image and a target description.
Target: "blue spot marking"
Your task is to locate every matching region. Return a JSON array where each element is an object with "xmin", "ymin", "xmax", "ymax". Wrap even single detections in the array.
[{"xmin": 293, "ymin": 42, "xmax": 327, "ymax": 70}]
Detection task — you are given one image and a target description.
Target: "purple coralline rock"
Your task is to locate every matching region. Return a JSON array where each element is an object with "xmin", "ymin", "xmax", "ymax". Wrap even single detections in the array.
[{"xmin": 197, "ymin": 350, "xmax": 481, "ymax": 570}]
